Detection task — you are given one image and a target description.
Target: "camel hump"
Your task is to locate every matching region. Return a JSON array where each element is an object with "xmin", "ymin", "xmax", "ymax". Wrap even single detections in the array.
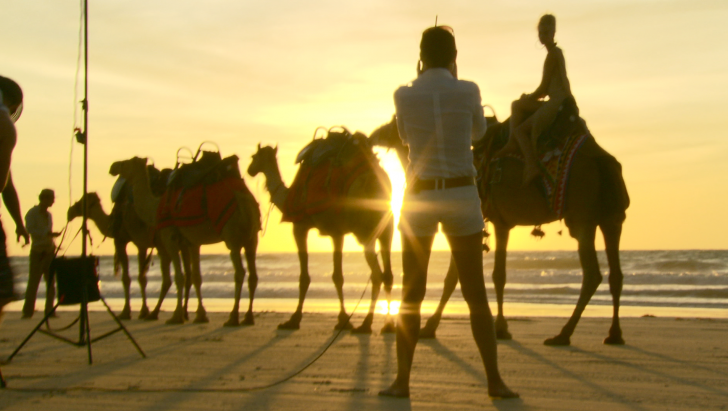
[
  {"xmin": 167, "ymin": 151, "xmax": 241, "ymax": 190},
  {"xmin": 296, "ymin": 127, "xmax": 372, "ymax": 168}
]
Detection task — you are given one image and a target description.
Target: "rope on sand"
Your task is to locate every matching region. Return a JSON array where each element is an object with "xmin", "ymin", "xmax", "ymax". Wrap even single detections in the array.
[{"xmin": 3, "ymin": 278, "xmax": 375, "ymax": 393}]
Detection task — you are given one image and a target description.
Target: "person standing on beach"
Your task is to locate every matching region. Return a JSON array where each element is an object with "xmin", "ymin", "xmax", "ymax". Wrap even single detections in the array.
[
  {"xmin": 22, "ymin": 189, "xmax": 60, "ymax": 319},
  {"xmin": 378, "ymin": 26, "xmax": 518, "ymax": 399},
  {"xmin": 0, "ymin": 76, "xmax": 27, "ymax": 315},
  {"xmin": 0, "ymin": 76, "xmax": 28, "ymax": 387}
]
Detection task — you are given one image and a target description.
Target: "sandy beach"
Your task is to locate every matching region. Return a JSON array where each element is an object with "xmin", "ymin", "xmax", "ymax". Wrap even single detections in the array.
[{"xmin": 1, "ymin": 310, "xmax": 726, "ymax": 411}]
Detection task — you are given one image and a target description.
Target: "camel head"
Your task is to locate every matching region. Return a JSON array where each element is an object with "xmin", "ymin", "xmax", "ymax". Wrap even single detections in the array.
[
  {"xmin": 67, "ymin": 192, "xmax": 101, "ymax": 222},
  {"xmin": 247, "ymin": 143, "xmax": 278, "ymax": 177},
  {"xmin": 368, "ymin": 116, "xmax": 401, "ymax": 150},
  {"xmin": 109, "ymin": 157, "xmax": 149, "ymax": 182}
]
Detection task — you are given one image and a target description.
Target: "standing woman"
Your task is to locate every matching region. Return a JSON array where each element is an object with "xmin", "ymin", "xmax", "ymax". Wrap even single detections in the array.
[
  {"xmin": 0, "ymin": 75, "xmax": 28, "ymax": 388},
  {"xmin": 378, "ymin": 26, "xmax": 518, "ymax": 399},
  {"xmin": 505, "ymin": 14, "xmax": 573, "ymax": 184}
]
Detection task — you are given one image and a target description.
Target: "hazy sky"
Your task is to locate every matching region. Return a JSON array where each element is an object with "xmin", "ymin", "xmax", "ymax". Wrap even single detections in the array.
[{"xmin": 1, "ymin": 0, "xmax": 727, "ymax": 257}]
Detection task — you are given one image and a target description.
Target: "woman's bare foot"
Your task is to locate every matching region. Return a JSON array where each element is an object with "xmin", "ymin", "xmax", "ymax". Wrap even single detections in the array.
[
  {"xmin": 378, "ymin": 379, "xmax": 410, "ymax": 398},
  {"xmin": 488, "ymin": 380, "xmax": 519, "ymax": 399}
]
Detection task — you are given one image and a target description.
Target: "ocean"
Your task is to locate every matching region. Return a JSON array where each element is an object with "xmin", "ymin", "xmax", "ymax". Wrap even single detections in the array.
[{"xmin": 7, "ymin": 250, "xmax": 727, "ymax": 319}]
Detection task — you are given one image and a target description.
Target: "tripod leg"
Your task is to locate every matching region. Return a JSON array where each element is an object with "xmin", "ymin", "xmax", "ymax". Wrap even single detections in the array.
[
  {"xmin": 100, "ymin": 296, "xmax": 146, "ymax": 358},
  {"xmin": 83, "ymin": 302, "xmax": 92, "ymax": 365},
  {"xmin": 6, "ymin": 302, "xmax": 61, "ymax": 363}
]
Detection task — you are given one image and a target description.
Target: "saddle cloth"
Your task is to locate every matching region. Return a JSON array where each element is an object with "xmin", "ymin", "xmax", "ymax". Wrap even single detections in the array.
[
  {"xmin": 156, "ymin": 176, "xmax": 248, "ymax": 233},
  {"xmin": 282, "ymin": 153, "xmax": 377, "ymax": 223}
]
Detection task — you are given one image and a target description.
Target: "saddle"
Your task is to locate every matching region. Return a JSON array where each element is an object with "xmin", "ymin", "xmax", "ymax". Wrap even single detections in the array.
[
  {"xmin": 535, "ymin": 97, "xmax": 583, "ymax": 152},
  {"xmin": 282, "ymin": 127, "xmax": 386, "ymax": 222},
  {"xmin": 109, "ymin": 164, "xmax": 169, "ymax": 238},
  {"xmin": 156, "ymin": 143, "xmax": 260, "ymax": 234},
  {"xmin": 167, "ymin": 150, "xmax": 241, "ymax": 190},
  {"xmin": 295, "ymin": 127, "xmax": 371, "ymax": 168}
]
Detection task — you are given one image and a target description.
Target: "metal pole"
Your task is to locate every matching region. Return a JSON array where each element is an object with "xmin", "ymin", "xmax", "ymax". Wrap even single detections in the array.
[{"xmin": 81, "ymin": 0, "xmax": 89, "ymax": 257}]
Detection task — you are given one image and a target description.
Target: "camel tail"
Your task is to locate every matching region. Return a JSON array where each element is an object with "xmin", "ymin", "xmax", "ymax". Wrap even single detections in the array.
[
  {"xmin": 234, "ymin": 189, "xmax": 263, "ymax": 236},
  {"xmin": 597, "ymin": 154, "xmax": 630, "ymax": 220},
  {"xmin": 113, "ymin": 252, "xmax": 122, "ymax": 278}
]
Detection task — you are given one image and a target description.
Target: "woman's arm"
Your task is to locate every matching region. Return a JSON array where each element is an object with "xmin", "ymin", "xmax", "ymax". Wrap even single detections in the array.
[{"xmin": 527, "ymin": 49, "xmax": 559, "ymax": 100}]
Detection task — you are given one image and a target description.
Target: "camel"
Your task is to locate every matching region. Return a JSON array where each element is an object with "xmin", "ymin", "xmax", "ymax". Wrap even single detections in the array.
[
  {"xmin": 109, "ymin": 156, "xmax": 261, "ymax": 327},
  {"xmin": 67, "ymin": 191, "xmax": 177, "ymax": 320},
  {"xmin": 247, "ymin": 143, "xmax": 394, "ymax": 333},
  {"xmin": 370, "ymin": 110, "xmax": 629, "ymax": 346}
]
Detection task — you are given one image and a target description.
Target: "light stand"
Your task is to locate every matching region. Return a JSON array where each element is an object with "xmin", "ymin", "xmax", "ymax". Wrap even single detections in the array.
[{"xmin": 5, "ymin": 0, "xmax": 144, "ymax": 366}]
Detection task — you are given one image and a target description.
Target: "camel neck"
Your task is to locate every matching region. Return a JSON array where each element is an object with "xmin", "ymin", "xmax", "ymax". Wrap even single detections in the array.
[
  {"xmin": 88, "ymin": 203, "xmax": 113, "ymax": 238},
  {"xmin": 263, "ymin": 158, "xmax": 288, "ymax": 210}
]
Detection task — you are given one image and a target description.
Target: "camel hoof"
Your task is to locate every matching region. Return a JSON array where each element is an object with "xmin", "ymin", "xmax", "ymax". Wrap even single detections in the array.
[
  {"xmin": 334, "ymin": 312, "xmax": 353, "ymax": 330},
  {"xmin": 224, "ymin": 313, "xmax": 239, "ymax": 327},
  {"xmin": 138, "ymin": 306, "xmax": 150, "ymax": 320},
  {"xmin": 352, "ymin": 324, "xmax": 372, "ymax": 334},
  {"xmin": 241, "ymin": 312, "xmax": 255, "ymax": 326},
  {"xmin": 119, "ymin": 307, "xmax": 131, "ymax": 320},
  {"xmin": 603, "ymin": 335, "xmax": 625, "ymax": 345},
  {"xmin": 165, "ymin": 315, "xmax": 185, "ymax": 325},
  {"xmin": 544, "ymin": 334, "xmax": 570, "ymax": 346},
  {"xmin": 278, "ymin": 320, "xmax": 300, "ymax": 330},
  {"xmin": 145, "ymin": 311, "xmax": 160, "ymax": 321},
  {"xmin": 223, "ymin": 318, "xmax": 239, "ymax": 327},
  {"xmin": 334, "ymin": 321, "xmax": 354, "ymax": 331},
  {"xmin": 419, "ymin": 327, "xmax": 436, "ymax": 339},
  {"xmin": 380, "ymin": 321, "xmax": 396, "ymax": 334},
  {"xmin": 194, "ymin": 314, "xmax": 210, "ymax": 324},
  {"xmin": 496, "ymin": 329, "xmax": 513, "ymax": 340}
]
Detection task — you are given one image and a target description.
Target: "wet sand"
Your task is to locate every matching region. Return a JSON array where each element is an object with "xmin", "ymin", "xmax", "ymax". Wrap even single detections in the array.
[{"xmin": 1, "ymin": 311, "xmax": 727, "ymax": 410}]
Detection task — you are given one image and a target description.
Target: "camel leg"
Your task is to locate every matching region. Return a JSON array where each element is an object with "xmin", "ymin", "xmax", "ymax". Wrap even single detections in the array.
[
  {"xmin": 182, "ymin": 246, "xmax": 193, "ymax": 322},
  {"xmin": 279, "ymin": 224, "xmax": 310, "ymax": 329},
  {"xmin": 545, "ymin": 223, "xmax": 602, "ymax": 346},
  {"xmin": 242, "ymin": 239, "xmax": 258, "ymax": 326},
  {"xmin": 165, "ymin": 248, "xmax": 187, "ymax": 325},
  {"xmin": 147, "ymin": 248, "xmax": 171, "ymax": 321},
  {"xmin": 379, "ymin": 219, "xmax": 395, "ymax": 334},
  {"xmin": 224, "ymin": 248, "xmax": 246, "ymax": 327},
  {"xmin": 492, "ymin": 224, "xmax": 512, "ymax": 340},
  {"xmin": 116, "ymin": 240, "xmax": 132, "ymax": 320},
  {"xmin": 332, "ymin": 235, "xmax": 353, "ymax": 330},
  {"xmin": 352, "ymin": 241, "xmax": 383, "ymax": 334},
  {"xmin": 136, "ymin": 247, "xmax": 150, "ymax": 319},
  {"xmin": 420, "ymin": 255, "xmax": 458, "ymax": 339},
  {"xmin": 190, "ymin": 247, "xmax": 209, "ymax": 324},
  {"xmin": 601, "ymin": 221, "xmax": 625, "ymax": 345}
]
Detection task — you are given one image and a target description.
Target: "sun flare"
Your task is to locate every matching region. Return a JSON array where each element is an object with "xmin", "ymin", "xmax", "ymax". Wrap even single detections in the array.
[{"xmin": 375, "ymin": 148, "xmax": 405, "ymax": 226}]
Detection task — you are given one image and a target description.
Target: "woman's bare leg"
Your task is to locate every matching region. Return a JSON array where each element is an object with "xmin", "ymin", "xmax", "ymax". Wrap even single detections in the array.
[
  {"xmin": 447, "ymin": 232, "xmax": 518, "ymax": 398},
  {"xmin": 379, "ymin": 234, "xmax": 434, "ymax": 398}
]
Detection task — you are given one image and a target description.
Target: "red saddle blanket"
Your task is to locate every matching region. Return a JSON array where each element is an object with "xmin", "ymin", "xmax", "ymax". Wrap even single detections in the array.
[
  {"xmin": 156, "ymin": 177, "xmax": 245, "ymax": 232},
  {"xmin": 490, "ymin": 131, "xmax": 588, "ymax": 219},
  {"xmin": 281, "ymin": 154, "xmax": 374, "ymax": 223},
  {"xmin": 538, "ymin": 132, "xmax": 589, "ymax": 218}
]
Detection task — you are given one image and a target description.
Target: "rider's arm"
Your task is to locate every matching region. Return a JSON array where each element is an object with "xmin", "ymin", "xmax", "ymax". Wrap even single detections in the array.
[{"xmin": 527, "ymin": 48, "xmax": 559, "ymax": 100}]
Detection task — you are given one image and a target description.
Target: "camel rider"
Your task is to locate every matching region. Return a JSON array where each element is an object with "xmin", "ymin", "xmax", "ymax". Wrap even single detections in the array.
[{"xmin": 503, "ymin": 14, "xmax": 573, "ymax": 184}]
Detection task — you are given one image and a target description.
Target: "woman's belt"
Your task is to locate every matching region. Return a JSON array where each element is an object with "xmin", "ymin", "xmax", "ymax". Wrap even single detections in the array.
[{"xmin": 410, "ymin": 176, "xmax": 475, "ymax": 194}]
